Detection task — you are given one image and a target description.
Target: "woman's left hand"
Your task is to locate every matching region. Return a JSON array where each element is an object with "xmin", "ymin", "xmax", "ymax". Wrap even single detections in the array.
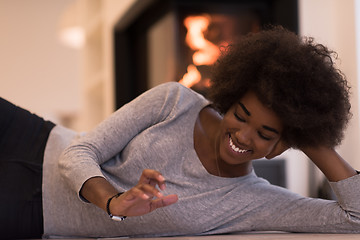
[{"xmin": 108, "ymin": 169, "xmax": 178, "ymax": 217}]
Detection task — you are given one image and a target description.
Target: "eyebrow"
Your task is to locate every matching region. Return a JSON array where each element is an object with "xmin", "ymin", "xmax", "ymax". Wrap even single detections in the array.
[
  {"xmin": 239, "ymin": 102, "xmax": 251, "ymax": 116},
  {"xmin": 238, "ymin": 102, "xmax": 280, "ymax": 135},
  {"xmin": 262, "ymin": 125, "xmax": 279, "ymax": 135}
]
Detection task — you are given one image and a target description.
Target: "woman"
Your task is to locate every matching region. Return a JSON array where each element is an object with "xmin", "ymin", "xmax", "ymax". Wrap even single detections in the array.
[{"xmin": 1, "ymin": 26, "xmax": 359, "ymax": 239}]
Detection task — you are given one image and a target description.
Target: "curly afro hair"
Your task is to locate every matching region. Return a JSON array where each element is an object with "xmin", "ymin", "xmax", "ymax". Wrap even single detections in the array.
[{"xmin": 208, "ymin": 26, "xmax": 351, "ymax": 149}]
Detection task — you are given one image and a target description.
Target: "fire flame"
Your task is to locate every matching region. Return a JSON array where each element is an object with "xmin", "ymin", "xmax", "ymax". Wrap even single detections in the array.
[
  {"xmin": 179, "ymin": 64, "xmax": 201, "ymax": 87},
  {"xmin": 179, "ymin": 15, "xmax": 221, "ymax": 88}
]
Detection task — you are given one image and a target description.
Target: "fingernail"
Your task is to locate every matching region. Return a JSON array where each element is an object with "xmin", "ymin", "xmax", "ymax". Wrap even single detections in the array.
[{"xmin": 158, "ymin": 175, "xmax": 165, "ymax": 181}]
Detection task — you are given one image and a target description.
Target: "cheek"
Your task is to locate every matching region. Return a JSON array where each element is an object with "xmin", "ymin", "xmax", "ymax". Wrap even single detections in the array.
[
  {"xmin": 219, "ymin": 118, "xmax": 234, "ymax": 133},
  {"xmin": 222, "ymin": 114, "xmax": 241, "ymax": 129},
  {"xmin": 257, "ymin": 140, "xmax": 279, "ymax": 155}
]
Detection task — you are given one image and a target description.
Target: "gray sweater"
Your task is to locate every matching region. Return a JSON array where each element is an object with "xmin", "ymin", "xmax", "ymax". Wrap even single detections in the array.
[{"xmin": 43, "ymin": 82, "xmax": 360, "ymax": 238}]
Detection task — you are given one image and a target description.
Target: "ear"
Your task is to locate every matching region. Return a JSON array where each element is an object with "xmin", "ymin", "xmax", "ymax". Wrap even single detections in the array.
[{"xmin": 265, "ymin": 140, "xmax": 289, "ymax": 159}]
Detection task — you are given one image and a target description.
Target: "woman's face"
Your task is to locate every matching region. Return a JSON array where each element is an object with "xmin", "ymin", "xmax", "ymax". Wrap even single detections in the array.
[{"xmin": 219, "ymin": 91, "xmax": 283, "ymax": 165}]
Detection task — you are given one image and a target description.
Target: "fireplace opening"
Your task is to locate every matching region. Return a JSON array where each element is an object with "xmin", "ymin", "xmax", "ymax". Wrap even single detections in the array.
[
  {"xmin": 177, "ymin": 11, "xmax": 262, "ymax": 96},
  {"xmin": 114, "ymin": 0, "xmax": 298, "ymax": 108}
]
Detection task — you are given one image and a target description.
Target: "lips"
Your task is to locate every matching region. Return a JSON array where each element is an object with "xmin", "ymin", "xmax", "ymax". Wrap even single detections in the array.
[{"xmin": 228, "ymin": 134, "xmax": 251, "ymax": 154}]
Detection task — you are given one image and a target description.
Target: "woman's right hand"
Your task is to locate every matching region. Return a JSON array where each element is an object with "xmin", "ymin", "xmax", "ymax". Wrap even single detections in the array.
[{"xmin": 108, "ymin": 169, "xmax": 178, "ymax": 217}]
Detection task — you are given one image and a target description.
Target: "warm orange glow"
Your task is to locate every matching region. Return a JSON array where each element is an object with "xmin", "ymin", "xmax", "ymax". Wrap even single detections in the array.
[
  {"xmin": 178, "ymin": 64, "xmax": 201, "ymax": 88},
  {"xmin": 179, "ymin": 15, "xmax": 222, "ymax": 88},
  {"xmin": 184, "ymin": 16, "xmax": 209, "ymax": 50},
  {"xmin": 184, "ymin": 15, "xmax": 220, "ymax": 66}
]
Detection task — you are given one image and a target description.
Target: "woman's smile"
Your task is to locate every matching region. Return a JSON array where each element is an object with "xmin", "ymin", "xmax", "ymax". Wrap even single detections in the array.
[{"xmin": 228, "ymin": 134, "xmax": 252, "ymax": 154}]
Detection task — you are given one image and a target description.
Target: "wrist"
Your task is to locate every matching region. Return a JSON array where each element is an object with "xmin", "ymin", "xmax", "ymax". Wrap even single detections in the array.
[
  {"xmin": 80, "ymin": 177, "xmax": 121, "ymax": 212},
  {"xmin": 303, "ymin": 146, "xmax": 356, "ymax": 182},
  {"xmin": 106, "ymin": 192, "xmax": 127, "ymax": 221}
]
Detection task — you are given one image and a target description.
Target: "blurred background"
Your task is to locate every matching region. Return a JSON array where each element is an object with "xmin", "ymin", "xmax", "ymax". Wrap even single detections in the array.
[{"xmin": 1, "ymin": 0, "xmax": 359, "ymax": 198}]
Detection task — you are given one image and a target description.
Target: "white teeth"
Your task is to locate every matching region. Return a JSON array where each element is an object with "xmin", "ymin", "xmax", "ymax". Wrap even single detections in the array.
[{"xmin": 229, "ymin": 137, "xmax": 248, "ymax": 153}]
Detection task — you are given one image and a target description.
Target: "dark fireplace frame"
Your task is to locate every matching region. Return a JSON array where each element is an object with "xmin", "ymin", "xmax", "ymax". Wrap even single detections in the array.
[{"xmin": 113, "ymin": 0, "xmax": 298, "ymax": 109}]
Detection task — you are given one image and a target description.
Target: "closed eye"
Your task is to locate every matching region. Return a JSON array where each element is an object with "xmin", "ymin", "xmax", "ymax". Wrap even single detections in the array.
[
  {"xmin": 234, "ymin": 111, "xmax": 276, "ymax": 141},
  {"xmin": 258, "ymin": 132, "xmax": 272, "ymax": 141},
  {"xmin": 234, "ymin": 112, "xmax": 245, "ymax": 122}
]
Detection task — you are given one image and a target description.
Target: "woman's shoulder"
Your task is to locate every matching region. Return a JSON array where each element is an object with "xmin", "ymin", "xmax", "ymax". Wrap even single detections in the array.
[
  {"xmin": 161, "ymin": 82, "xmax": 206, "ymax": 98},
  {"xmin": 153, "ymin": 81, "xmax": 195, "ymax": 93},
  {"xmin": 147, "ymin": 82, "xmax": 208, "ymax": 105}
]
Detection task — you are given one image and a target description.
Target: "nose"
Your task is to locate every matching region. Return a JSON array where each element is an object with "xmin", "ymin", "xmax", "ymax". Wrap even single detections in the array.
[{"xmin": 235, "ymin": 126, "xmax": 252, "ymax": 145}]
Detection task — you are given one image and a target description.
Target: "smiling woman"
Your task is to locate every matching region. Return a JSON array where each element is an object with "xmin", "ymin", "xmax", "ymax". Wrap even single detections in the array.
[
  {"xmin": 209, "ymin": 26, "xmax": 351, "ymax": 150},
  {"xmin": 1, "ymin": 26, "xmax": 360, "ymax": 239},
  {"xmin": 195, "ymin": 90, "xmax": 284, "ymax": 178},
  {"xmin": 221, "ymin": 91, "xmax": 283, "ymax": 168}
]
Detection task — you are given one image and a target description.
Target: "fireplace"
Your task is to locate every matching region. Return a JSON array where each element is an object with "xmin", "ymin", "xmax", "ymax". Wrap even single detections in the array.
[
  {"xmin": 114, "ymin": 0, "xmax": 298, "ymax": 107},
  {"xmin": 113, "ymin": 0, "xmax": 298, "ymax": 188}
]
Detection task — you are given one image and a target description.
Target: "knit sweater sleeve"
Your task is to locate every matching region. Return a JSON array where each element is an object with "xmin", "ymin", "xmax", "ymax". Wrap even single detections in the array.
[
  {"xmin": 58, "ymin": 82, "xmax": 191, "ymax": 197},
  {"xmin": 247, "ymin": 173, "xmax": 360, "ymax": 233},
  {"xmin": 329, "ymin": 174, "xmax": 360, "ymax": 229}
]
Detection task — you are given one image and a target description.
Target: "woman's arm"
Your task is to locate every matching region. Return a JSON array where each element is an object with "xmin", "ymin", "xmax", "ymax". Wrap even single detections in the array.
[
  {"xmin": 58, "ymin": 83, "xmax": 182, "ymax": 198},
  {"xmin": 253, "ymin": 146, "xmax": 360, "ymax": 233},
  {"xmin": 302, "ymin": 146, "xmax": 357, "ymax": 182}
]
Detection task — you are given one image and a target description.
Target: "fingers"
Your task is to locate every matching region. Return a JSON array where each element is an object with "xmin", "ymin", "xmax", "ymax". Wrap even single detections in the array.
[
  {"xmin": 111, "ymin": 170, "xmax": 178, "ymax": 217},
  {"xmin": 149, "ymin": 194, "xmax": 178, "ymax": 212},
  {"xmin": 127, "ymin": 169, "xmax": 167, "ymax": 200},
  {"xmin": 139, "ymin": 169, "xmax": 166, "ymax": 191},
  {"xmin": 119, "ymin": 192, "xmax": 178, "ymax": 217},
  {"xmin": 133, "ymin": 182, "xmax": 164, "ymax": 200}
]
